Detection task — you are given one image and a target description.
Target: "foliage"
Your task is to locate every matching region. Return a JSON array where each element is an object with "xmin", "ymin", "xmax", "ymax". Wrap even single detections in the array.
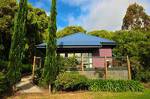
[
  {"xmin": 0, "ymin": 59, "xmax": 32, "ymax": 76},
  {"xmin": 55, "ymin": 72, "xmax": 144, "ymax": 92},
  {"xmin": 55, "ymin": 56, "xmax": 69, "ymax": 73},
  {"xmin": 0, "ymin": 0, "xmax": 48, "ymax": 63},
  {"xmin": 65, "ymin": 56, "xmax": 79, "ymax": 68},
  {"xmin": 24, "ymin": 5, "xmax": 48, "ymax": 64},
  {"xmin": 57, "ymin": 26, "xmax": 86, "ymax": 38},
  {"xmin": 34, "ymin": 56, "xmax": 65, "ymax": 85},
  {"xmin": 88, "ymin": 30, "xmax": 114, "ymax": 40},
  {"xmin": 40, "ymin": 0, "xmax": 57, "ymax": 87},
  {"xmin": 112, "ymin": 30, "xmax": 147, "ymax": 57},
  {"xmin": 21, "ymin": 64, "xmax": 32, "ymax": 75},
  {"xmin": 7, "ymin": 0, "xmax": 28, "ymax": 85},
  {"xmin": 89, "ymin": 79, "xmax": 144, "ymax": 92},
  {"xmin": 33, "ymin": 66, "xmax": 43, "ymax": 85},
  {"xmin": 0, "ymin": 60, "xmax": 8, "ymax": 72},
  {"xmin": 55, "ymin": 72, "xmax": 89, "ymax": 91},
  {"xmin": 122, "ymin": 3, "xmax": 150, "ymax": 30},
  {"xmin": 137, "ymin": 71, "xmax": 150, "ymax": 83},
  {"xmin": 34, "ymin": 56, "xmax": 79, "ymax": 86},
  {"xmin": 138, "ymin": 35, "xmax": 150, "ymax": 71},
  {"xmin": 0, "ymin": 0, "xmax": 17, "ymax": 60},
  {"xmin": 113, "ymin": 30, "xmax": 150, "ymax": 79},
  {"xmin": 89, "ymin": 29, "xmax": 150, "ymax": 82},
  {"xmin": 112, "ymin": 30, "xmax": 150, "ymax": 81},
  {"xmin": 0, "ymin": 72, "xmax": 9, "ymax": 97}
]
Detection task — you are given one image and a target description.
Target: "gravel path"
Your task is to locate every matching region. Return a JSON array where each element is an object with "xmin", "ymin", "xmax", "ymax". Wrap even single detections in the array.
[{"xmin": 16, "ymin": 76, "xmax": 43, "ymax": 93}]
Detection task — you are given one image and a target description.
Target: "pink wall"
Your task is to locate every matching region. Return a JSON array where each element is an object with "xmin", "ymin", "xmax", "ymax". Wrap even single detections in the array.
[{"xmin": 92, "ymin": 47, "xmax": 112, "ymax": 68}]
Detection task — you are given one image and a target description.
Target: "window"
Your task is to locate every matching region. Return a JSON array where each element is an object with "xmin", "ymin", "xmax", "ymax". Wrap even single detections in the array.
[
  {"xmin": 68, "ymin": 53, "xmax": 74, "ymax": 57},
  {"xmin": 82, "ymin": 53, "xmax": 93, "ymax": 68},
  {"xmin": 60, "ymin": 53, "xmax": 65, "ymax": 57},
  {"xmin": 60, "ymin": 52, "xmax": 93, "ymax": 69}
]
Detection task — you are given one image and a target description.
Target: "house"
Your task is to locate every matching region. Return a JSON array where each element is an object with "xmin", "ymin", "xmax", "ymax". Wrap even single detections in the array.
[{"xmin": 36, "ymin": 33, "xmax": 116, "ymax": 70}]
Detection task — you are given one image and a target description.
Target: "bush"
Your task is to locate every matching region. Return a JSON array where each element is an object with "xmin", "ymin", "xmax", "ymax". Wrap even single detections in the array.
[
  {"xmin": 89, "ymin": 79, "xmax": 144, "ymax": 92},
  {"xmin": 33, "ymin": 67, "xmax": 43, "ymax": 85},
  {"xmin": 21, "ymin": 64, "xmax": 32, "ymax": 75},
  {"xmin": 55, "ymin": 72, "xmax": 89, "ymax": 91},
  {"xmin": 138, "ymin": 71, "xmax": 150, "ymax": 83},
  {"xmin": 0, "ymin": 60, "xmax": 32, "ymax": 75},
  {"xmin": 57, "ymin": 56, "xmax": 79, "ymax": 71}
]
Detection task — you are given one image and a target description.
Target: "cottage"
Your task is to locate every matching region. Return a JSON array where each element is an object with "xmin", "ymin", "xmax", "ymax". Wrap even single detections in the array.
[{"xmin": 36, "ymin": 33, "xmax": 116, "ymax": 70}]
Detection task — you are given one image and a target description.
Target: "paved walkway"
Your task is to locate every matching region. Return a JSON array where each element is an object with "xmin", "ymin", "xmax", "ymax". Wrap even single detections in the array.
[{"xmin": 16, "ymin": 76, "xmax": 44, "ymax": 93}]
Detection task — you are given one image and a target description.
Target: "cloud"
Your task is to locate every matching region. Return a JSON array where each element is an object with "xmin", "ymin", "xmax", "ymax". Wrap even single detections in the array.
[{"xmin": 65, "ymin": 0, "xmax": 150, "ymax": 31}]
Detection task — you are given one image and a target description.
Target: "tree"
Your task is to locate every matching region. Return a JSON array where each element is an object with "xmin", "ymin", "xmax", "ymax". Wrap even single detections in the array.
[
  {"xmin": 88, "ymin": 30, "xmax": 114, "ymax": 40},
  {"xmin": 0, "ymin": 0, "xmax": 17, "ymax": 60},
  {"xmin": 0, "ymin": 0, "xmax": 16, "ymax": 7},
  {"xmin": 112, "ymin": 30, "xmax": 150, "ymax": 80},
  {"xmin": 122, "ymin": 3, "xmax": 150, "ymax": 30},
  {"xmin": 57, "ymin": 26, "xmax": 86, "ymax": 38},
  {"xmin": 40, "ymin": 0, "xmax": 57, "ymax": 89},
  {"xmin": 24, "ymin": 5, "xmax": 48, "ymax": 64},
  {"xmin": 7, "ymin": 0, "xmax": 28, "ymax": 86},
  {"xmin": 138, "ymin": 31, "xmax": 150, "ymax": 70},
  {"xmin": 0, "ymin": 1, "xmax": 48, "ymax": 63}
]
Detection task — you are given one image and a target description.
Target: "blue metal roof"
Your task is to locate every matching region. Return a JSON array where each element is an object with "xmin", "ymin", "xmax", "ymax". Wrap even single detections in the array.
[{"xmin": 36, "ymin": 33, "xmax": 116, "ymax": 48}]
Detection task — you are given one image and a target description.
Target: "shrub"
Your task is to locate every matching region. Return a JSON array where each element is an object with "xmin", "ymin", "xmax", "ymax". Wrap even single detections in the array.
[
  {"xmin": 0, "ymin": 60, "xmax": 32, "ymax": 75},
  {"xmin": 33, "ymin": 67, "xmax": 43, "ymax": 85},
  {"xmin": 65, "ymin": 56, "xmax": 79, "ymax": 68},
  {"xmin": 57, "ymin": 56, "xmax": 79, "ymax": 71},
  {"xmin": 89, "ymin": 79, "xmax": 144, "ymax": 92},
  {"xmin": 55, "ymin": 72, "xmax": 89, "ymax": 91},
  {"xmin": 21, "ymin": 64, "xmax": 32, "ymax": 75},
  {"xmin": 138, "ymin": 71, "xmax": 150, "ymax": 83}
]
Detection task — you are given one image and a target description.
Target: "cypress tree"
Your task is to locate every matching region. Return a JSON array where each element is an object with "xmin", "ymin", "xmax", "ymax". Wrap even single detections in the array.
[
  {"xmin": 40, "ymin": 0, "xmax": 57, "ymax": 88},
  {"xmin": 7, "ymin": 0, "xmax": 28, "ymax": 86}
]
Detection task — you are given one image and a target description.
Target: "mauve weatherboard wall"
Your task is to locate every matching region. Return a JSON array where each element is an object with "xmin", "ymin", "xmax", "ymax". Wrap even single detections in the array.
[{"xmin": 92, "ymin": 46, "xmax": 112, "ymax": 68}]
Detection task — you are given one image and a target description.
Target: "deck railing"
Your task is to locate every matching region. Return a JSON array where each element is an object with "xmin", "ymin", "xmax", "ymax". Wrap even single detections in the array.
[{"xmin": 32, "ymin": 56, "xmax": 131, "ymax": 80}]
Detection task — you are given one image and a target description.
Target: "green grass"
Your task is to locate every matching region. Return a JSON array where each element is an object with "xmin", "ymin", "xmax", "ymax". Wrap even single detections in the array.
[
  {"xmin": 8, "ymin": 89, "xmax": 150, "ymax": 99},
  {"xmin": 93, "ymin": 89, "xmax": 150, "ymax": 99}
]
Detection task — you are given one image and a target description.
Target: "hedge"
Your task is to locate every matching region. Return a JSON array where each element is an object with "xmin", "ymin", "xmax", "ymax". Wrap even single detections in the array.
[
  {"xmin": 55, "ymin": 72, "xmax": 89, "ymax": 91},
  {"xmin": 89, "ymin": 79, "xmax": 144, "ymax": 92},
  {"xmin": 55, "ymin": 72, "xmax": 144, "ymax": 92}
]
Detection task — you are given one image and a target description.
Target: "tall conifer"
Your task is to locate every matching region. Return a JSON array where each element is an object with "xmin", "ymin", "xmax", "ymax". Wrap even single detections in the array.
[
  {"xmin": 40, "ymin": 0, "xmax": 57, "ymax": 88},
  {"xmin": 7, "ymin": 0, "xmax": 28, "ymax": 85}
]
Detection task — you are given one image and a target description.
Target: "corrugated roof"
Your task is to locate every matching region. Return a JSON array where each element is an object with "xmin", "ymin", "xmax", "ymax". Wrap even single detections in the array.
[{"xmin": 36, "ymin": 33, "xmax": 116, "ymax": 48}]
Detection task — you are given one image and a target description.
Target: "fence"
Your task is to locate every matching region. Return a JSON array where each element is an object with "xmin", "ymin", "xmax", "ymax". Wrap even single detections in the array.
[{"xmin": 32, "ymin": 56, "xmax": 131, "ymax": 80}]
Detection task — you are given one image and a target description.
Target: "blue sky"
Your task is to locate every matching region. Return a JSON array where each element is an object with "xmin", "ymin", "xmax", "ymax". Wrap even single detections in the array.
[{"xmin": 28, "ymin": 0, "xmax": 150, "ymax": 31}]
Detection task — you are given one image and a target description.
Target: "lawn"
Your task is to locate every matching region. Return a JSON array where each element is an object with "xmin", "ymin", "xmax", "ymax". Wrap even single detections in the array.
[{"xmin": 8, "ymin": 89, "xmax": 150, "ymax": 99}]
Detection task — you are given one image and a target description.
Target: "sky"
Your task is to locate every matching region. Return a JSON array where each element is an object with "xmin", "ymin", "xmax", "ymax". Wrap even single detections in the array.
[{"xmin": 28, "ymin": 0, "xmax": 150, "ymax": 31}]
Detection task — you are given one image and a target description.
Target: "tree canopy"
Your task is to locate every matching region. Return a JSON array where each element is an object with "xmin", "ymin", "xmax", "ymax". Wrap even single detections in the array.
[
  {"xmin": 57, "ymin": 26, "xmax": 86, "ymax": 38},
  {"xmin": 0, "ymin": 0, "xmax": 17, "ymax": 60},
  {"xmin": 122, "ymin": 3, "xmax": 150, "ymax": 30},
  {"xmin": 88, "ymin": 30, "xmax": 114, "ymax": 40},
  {"xmin": 24, "ymin": 5, "xmax": 48, "ymax": 63},
  {"xmin": 0, "ymin": 0, "xmax": 48, "ymax": 63}
]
